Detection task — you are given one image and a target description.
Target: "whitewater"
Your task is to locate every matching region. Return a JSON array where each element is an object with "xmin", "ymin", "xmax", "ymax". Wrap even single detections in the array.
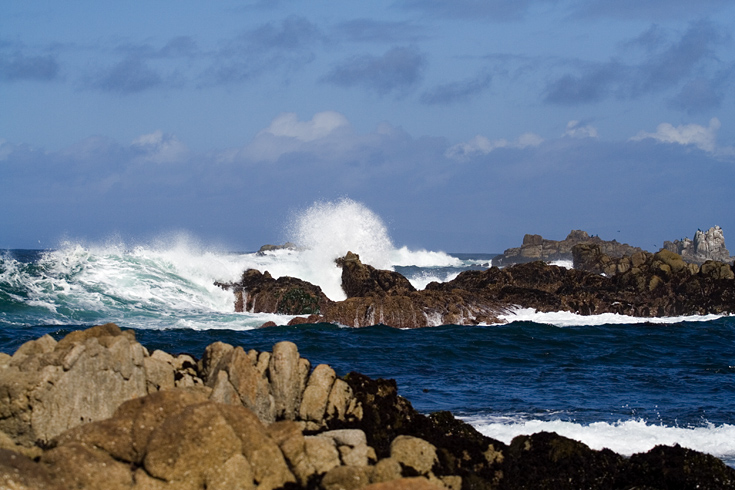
[{"xmin": 1, "ymin": 198, "xmax": 734, "ymax": 466}]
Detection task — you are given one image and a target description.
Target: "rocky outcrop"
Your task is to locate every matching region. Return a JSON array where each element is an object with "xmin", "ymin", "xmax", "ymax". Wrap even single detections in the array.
[
  {"xmin": 337, "ymin": 251, "xmax": 416, "ymax": 298},
  {"xmin": 664, "ymin": 226, "xmax": 734, "ymax": 265},
  {"xmin": 216, "ymin": 269, "xmax": 331, "ymax": 316},
  {"xmin": 493, "ymin": 230, "xmax": 643, "ymax": 267},
  {"xmin": 218, "ymin": 247, "xmax": 735, "ymax": 328},
  {"xmin": 217, "ymin": 254, "xmax": 508, "ymax": 328},
  {"xmin": 1, "ymin": 325, "xmax": 735, "ymax": 490}
]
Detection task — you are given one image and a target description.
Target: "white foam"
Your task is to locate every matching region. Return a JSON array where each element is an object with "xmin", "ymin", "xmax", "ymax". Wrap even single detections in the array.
[
  {"xmin": 499, "ymin": 307, "xmax": 724, "ymax": 327},
  {"xmin": 466, "ymin": 416, "xmax": 735, "ymax": 463}
]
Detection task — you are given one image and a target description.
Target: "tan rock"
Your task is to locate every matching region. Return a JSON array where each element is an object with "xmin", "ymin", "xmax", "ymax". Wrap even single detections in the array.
[
  {"xmin": 0, "ymin": 325, "xmax": 150, "ymax": 446},
  {"xmin": 0, "ymin": 449, "xmax": 63, "ymax": 490},
  {"xmin": 144, "ymin": 403, "xmax": 244, "ymax": 485},
  {"xmin": 370, "ymin": 457, "xmax": 403, "ymax": 483},
  {"xmin": 267, "ymin": 421, "xmax": 317, "ymax": 486},
  {"xmin": 305, "ymin": 435, "xmax": 341, "ymax": 475},
  {"xmin": 326, "ymin": 378, "xmax": 354, "ymax": 421},
  {"xmin": 227, "ymin": 347, "xmax": 274, "ymax": 423},
  {"xmin": 390, "ymin": 436, "xmax": 437, "ymax": 476},
  {"xmin": 321, "ymin": 465, "xmax": 371, "ymax": 490},
  {"xmin": 206, "ymin": 453, "xmax": 256, "ymax": 490},
  {"xmin": 363, "ymin": 477, "xmax": 443, "ymax": 490},
  {"xmin": 144, "ymin": 355, "xmax": 176, "ymax": 393},
  {"xmin": 269, "ymin": 341, "xmax": 303, "ymax": 420},
  {"xmin": 41, "ymin": 441, "xmax": 134, "ymax": 490}
]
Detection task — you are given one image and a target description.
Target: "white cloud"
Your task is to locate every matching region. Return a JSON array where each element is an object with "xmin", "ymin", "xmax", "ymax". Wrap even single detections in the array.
[
  {"xmin": 241, "ymin": 111, "xmax": 353, "ymax": 162},
  {"xmin": 131, "ymin": 130, "xmax": 189, "ymax": 163},
  {"xmin": 259, "ymin": 111, "xmax": 350, "ymax": 142},
  {"xmin": 563, "ymin": 120, "xmax": 599, "ymax": 138},
  {"xmin": 630, "ymin": 118, "xmax": 720, "ymax": 153},
  {"xmin": 445, "ymin": 132, "xmax": 543, "ymax": 160}
]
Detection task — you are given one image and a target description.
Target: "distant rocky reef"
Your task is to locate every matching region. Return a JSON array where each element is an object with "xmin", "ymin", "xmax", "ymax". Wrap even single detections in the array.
[
  {"xmin": 663, "ymin": 226, "xmax": 733, "ymax": 265},
  {"xmin": 216, "ymin": 247, "xmax": 735, "ymax": 328},
  {"xmin": 494, "ymin": 226, "xmax": 733, "ymax": 268},
  {"xmin": 1, "ymin": 324, "xmax": 734, "ymax": 490},
  {"xmin": 492, "ymin": 230, "xmax": 644, "ymax": 267}
]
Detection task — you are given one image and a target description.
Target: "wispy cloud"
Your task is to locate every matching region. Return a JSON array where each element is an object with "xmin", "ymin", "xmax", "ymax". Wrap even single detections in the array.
[
  {"xmin": 544, "ymin": 21, "xmax": 729, "ymax": 108},
  {"xmin": 324, "ymin": 46, "xmax": 426, "ymax": 96},
  {"xmin": 420, "ymin": 72, "xmax": 492, "ymax": 105},
  {"xmin": 0, "ymin": 50, "xmax": 59, "ymax": 82},
  {"xmin": 205, "ymin": 15, "xmax": 324, "ymax": 85}
]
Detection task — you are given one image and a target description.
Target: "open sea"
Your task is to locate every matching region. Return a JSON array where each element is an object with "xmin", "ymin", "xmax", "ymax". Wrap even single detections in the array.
[{"xmin": 1, "ymin": 201, "xmax": 734, "ymax": 467}]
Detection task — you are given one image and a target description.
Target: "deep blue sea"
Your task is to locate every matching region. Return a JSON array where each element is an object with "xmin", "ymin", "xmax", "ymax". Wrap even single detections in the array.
[{"xmin": 2, "ymin": 208, "xmax": 735, "ymax": 467}]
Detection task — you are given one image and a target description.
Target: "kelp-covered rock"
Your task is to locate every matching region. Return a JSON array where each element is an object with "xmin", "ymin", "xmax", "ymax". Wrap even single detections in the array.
[{"xmin": 216, "ymin": 269, "xmax": 331, "ymax": 315}]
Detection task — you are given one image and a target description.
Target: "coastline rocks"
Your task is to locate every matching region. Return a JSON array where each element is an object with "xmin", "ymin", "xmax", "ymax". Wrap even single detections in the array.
[
  {"xmin": 1, "ymin": 325, "xmax": 735, "ymax": 489},
  {"xmin": 337, "ymin": 252, "xmax": 416, "ymax": 298},
  {"xmin": 664, "ymin": 225, "xmax": 734, "ymax": 265},
  {"xmin": 493, "ymin": 230, "xmax": 643, "ymax": 267}
]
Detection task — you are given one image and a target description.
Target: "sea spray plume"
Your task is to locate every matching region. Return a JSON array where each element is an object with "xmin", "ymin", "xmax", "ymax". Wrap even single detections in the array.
[{"xmin": 285, "ymin": 198, "xmax": 395, "ymax": 300}]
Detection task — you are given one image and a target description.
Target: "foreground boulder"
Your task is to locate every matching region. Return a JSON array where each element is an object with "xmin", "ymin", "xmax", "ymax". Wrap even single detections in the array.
[{"xmin": 1, "ymin": 326, "xmax": 735, "ymax": 489}]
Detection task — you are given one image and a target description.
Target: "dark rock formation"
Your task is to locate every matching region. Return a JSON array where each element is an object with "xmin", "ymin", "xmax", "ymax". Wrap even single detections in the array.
[
  {"xmin": 218, "ymin": 248, "xmax": 735, "ymax": 328},
  {"xmin": 337, "ymin": 251, "xmax": 416, "ymax": 298},
  {"xmin": 493, "ymin": 230, "xmax": 643, "ymax": 267},
  {"xmin": 216, "ymin": 269, "xmax": 331, "ymax": 316},
  {"xmin": 1, "ymin": 325, "xmax": 734, "ymax": 490},
  {"xmin": 664, "ymin": 226, "xmax": 734, "ymax": 265}
]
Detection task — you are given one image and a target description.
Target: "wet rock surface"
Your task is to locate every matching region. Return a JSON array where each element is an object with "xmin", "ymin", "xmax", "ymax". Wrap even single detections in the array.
[
  {"xmin": 1, "ymin": 325, "xmax": 734, "ymax": 489},
  {"xmin": 218, "ymin": 247, "xmax": 735, "ymax": 328}
]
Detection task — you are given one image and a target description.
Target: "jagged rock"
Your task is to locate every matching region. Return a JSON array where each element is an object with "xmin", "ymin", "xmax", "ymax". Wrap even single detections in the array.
[
  {"xmin": 493, "ymin": 230, "xmax": 643, "ymax": 267},
  {"xmin": 337, "ymin": 252, "xmax": 416, "ymax": 298},
  {"xmin": 664, "ymin": 226, "xmax": 734, "ymax": 265},
  {"xmin": 300, "ymin": 364, "xmax": 338, "ymax": 423},
  {"xmin": 270, "ymin": 341, "xmax": 309, "ymax": 420},
  {"xmin": 0, "ymin": 323, "xmax": 149, "ymax": 446}
]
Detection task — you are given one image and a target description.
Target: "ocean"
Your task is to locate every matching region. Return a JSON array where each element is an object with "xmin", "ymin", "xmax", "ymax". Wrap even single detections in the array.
[{"xmin": 1, "ymin": 200, "xmax": 734, "ymax": 467}]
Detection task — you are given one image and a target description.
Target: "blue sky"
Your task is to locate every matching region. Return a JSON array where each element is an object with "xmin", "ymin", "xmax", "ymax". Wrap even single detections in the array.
[{"xmin": 2, "ymin": 0, "xmax": 735, "ymax": 252}]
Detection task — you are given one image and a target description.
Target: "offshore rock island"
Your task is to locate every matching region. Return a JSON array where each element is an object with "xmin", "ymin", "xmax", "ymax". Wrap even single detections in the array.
[
  {"xmin": 1, "ymin": 324, "xmax": 734, "ymax": 489},
  {"xmin": 216, "ymin": 227, "xmax": 735, "ymax": 328}
]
